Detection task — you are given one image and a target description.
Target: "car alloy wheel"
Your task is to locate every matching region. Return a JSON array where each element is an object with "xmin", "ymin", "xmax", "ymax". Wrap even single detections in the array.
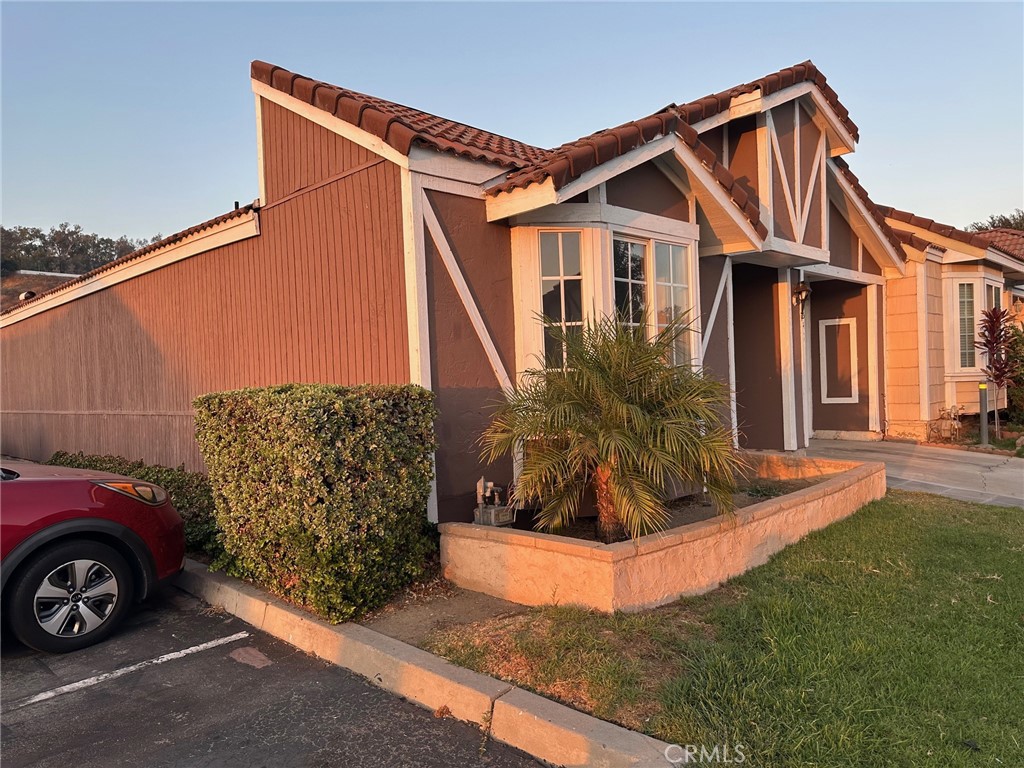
[
  {"xmin": 8, "ymin": 540, "xmax": 134, "ymax": 653},
  {"xmin": 34, "ymin": 559, "xmax": 120, "ymax": 637}
]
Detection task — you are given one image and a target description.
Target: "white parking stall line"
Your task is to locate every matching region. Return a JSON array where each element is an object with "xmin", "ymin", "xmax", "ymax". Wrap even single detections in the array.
[{"xmin": 7, "ymin": 631, "xmax": 250, "ymax": 711}]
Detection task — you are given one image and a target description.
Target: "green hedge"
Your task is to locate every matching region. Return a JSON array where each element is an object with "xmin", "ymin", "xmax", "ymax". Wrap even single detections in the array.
[
  {"xmin": 193, "ymin": 383, "xmax": 437, "ymax": 622},
  {"xmin": 47, "ymin": 451, "xmax": 221, "ymax": 556}
]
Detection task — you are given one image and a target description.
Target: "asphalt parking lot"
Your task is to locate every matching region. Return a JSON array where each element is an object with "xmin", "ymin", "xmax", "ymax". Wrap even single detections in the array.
[{"xmin": 1, "ymin": 587, "xmax": 540, "ymax": 768}]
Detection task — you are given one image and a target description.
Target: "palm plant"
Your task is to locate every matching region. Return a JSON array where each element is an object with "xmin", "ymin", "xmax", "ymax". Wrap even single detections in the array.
[{"xmin": 481, "ymin": 315, "xmax": 741, "ymax": 543}]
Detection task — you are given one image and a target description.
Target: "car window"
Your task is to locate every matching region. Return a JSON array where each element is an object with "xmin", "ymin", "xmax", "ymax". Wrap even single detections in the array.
[{"xmin": 0, "ymin": 467, "xmax": 20, "ymax": 480}]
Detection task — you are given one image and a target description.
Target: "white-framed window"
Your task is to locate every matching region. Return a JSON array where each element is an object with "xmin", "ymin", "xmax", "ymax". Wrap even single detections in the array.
[
  {"xmin": 539, "ymin": 231, "xmax": 583, "ymax": 367},
  {"xmin": 509, "ymin": 220, "xmax": 699, "ymax": 379},
  {"xmin": 943, "ymin": 273, "xmax": 1005, "ymax": 374},
  {"xmin": 612, "ymin": 235, "xmax": 693, "ymax": 365},
  {"xmin": 958, "ymin": 283, "xmax": 976, "ymax": 369}
]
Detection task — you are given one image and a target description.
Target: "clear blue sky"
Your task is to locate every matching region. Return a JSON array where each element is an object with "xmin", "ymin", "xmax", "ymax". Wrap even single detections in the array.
[{"xmin": 2, "ymin": 2, "xmax": 1022, "ymax": 240}]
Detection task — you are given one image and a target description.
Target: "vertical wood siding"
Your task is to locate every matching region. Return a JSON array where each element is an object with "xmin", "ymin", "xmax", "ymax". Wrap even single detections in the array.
[
  {"xmin": 260, "ymin": 99, "xmax": 376, "ymax": 203},
  {"xmin": 810, "ymin": 280, "xmax": 869, "ymax": 431},
  {"xmin": 2, "ymin": 127, "xmax": 409, "ymax": 469},
  {"xmin": 732, "ymin": 263, "xmax": 784, "ymax": 449}
]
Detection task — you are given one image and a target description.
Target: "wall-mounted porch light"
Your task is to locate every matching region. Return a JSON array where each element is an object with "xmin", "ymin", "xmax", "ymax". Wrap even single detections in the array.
[{"xmin": 792, "ymin": 281, "xmax": 812, "ymax": 312}]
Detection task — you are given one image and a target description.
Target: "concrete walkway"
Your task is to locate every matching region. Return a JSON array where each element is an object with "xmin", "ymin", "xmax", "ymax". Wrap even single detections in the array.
[{"xmin": 807, "ymin": 439, "xmax": 1023, "ymax": 508}]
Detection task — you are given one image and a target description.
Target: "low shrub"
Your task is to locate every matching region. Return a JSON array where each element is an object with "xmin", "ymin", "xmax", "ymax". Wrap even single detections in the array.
[
  {"xmin": 47, "ymin": 451, "xmax": 220, "ymax": 556},
  {"xmin": 193, "ymin": 383, "xmax": 437, "ymax": 622}
]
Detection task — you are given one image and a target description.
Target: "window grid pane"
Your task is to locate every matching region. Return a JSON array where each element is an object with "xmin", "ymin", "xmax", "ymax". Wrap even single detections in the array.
[
  {"xmin": 655, "ymin": 243, "xmax": 689, "ymax": 365},
  {"xmin": 540, "ymin": 232, "xmax": 583, "ymax": 368},
  {"xmin": 959, "ymin": 283, "xmax": 975, "ymax": 368},
  {"xmin": 614, "ymin": 238, "xmax": 646, "ymax": 328}
]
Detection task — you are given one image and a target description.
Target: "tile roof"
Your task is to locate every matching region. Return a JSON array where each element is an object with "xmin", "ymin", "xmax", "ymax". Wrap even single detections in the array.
[
  {"xmin": 878, "ymin": 206, "xmax": 1020, "ymax": 262},
  {"xmin": 975, "ymin": 228, "xmax": 1024, "ymax": 262},
  {"xmin": 253, "ymin": 59, "xmax": 861, "ymax": 240},
  {"xmin": 486, "ymin": 110, "xmax": 768, "ymax": 238},
  {"xmin": 1, "ymin": 272, "xmax": 78, "ymax": 312},
  {"xmin": 830, "ymin": 158, "xmax": 905, "ymax": 259},
  {"xmin": 890, "ymin": 227, "xmax": 940, "ymax": 253},
  {"xmin": 1, "ymin": 205, "xmax": 256, "ymax": 316},
  {"xmin": 251, "ymin": 61, "xmax": 549, "ymax": 169},
  {"xmin": 675, "ymin": 60, "xmax": 859, "ymax": 142}
]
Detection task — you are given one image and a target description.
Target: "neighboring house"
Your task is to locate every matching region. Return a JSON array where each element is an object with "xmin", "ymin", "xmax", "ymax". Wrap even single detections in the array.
[
  {"xmin": 1, "ymin": 270, "xmax": 80, "ymax": 311},
  {"xmin": 1, "ymin": 60, "xmax": 1019, "ymax": 522},
  {"xmin": 879, "ymin": 211, "xmax": 1024, "ymax": 439}
]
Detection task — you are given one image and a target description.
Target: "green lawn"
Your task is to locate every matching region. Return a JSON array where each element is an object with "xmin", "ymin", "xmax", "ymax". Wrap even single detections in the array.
[{"xmin": 428, "ymin": 491, "xmax": 1023, "ymax": 766}]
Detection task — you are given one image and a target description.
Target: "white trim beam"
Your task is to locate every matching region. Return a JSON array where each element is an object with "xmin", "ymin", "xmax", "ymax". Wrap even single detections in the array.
[
  {"xmin": 819, "ymin": 317, "xmax": 859, "ymax": 404},
  {"xmin": 423, "ymin": 199, "xmax": 514, "ymax": 393},
  {"xmin": 252, "ymin": 80, "xmax": 409, "ymax": 168}
]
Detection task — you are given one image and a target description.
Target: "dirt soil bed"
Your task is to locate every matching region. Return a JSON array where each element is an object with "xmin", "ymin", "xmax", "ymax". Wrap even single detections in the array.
[
  {"xmin": 551, "ymin": 476, "xmax": 832, "ymax": 542},
  {"xmin": 359, "ymin": 572, "xmax": 526, "ymax": 646}
]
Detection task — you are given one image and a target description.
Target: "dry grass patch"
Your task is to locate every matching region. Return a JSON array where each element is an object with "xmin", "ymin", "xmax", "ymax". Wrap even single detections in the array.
[{"xmin": 426, "ymin": 598, "xmax": 728, "ymax": 731}]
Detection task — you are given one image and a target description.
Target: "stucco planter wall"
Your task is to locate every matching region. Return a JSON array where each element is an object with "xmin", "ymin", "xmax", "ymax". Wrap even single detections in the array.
[{"xmin": 439, "ymin": 453, "xmax": 886, "ymax": 613}]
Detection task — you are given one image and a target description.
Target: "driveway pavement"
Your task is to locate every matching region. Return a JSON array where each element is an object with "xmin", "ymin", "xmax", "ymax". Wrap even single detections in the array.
[
  {"xmin": 1, "ymin": 588, "xmax": 540, "ymax": 768},
  {"xmin": 807, "ymin": 439, "xmax": 1023, "ymax": 508}
]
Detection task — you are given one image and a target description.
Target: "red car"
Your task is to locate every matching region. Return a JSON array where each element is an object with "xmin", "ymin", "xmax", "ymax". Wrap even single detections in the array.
[{"xmin": 1, "ymin": 460, "xmax": 184, "ymax": 653}]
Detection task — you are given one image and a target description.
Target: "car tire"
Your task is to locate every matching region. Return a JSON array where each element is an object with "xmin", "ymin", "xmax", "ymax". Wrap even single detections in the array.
[{"xmin": 8, "ymin": 540, "xmax": 134, "ymax": 653}]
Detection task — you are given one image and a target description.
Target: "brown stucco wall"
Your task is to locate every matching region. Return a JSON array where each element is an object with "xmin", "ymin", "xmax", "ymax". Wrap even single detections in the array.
[
  {"xmin": 1, "ymin": 131, "xmax": 409, "ymax": 469},
  {"xmin": 698, "ymin": 256, "xmax": 730, "ymax": 385},
  {"xmin": 423, "ymin": 190, "xmax": 515, "ymax": 523},
  {"xmin": 810, "ymin": 280, "xmax": 869, "ymax": 431},
  {"xmin": 605, "ymin": 163, "xmax": 689, "ymax": 221},
  {"xmin": 732, "ymin": 263, "xmax": 784, "ymax": 449}
]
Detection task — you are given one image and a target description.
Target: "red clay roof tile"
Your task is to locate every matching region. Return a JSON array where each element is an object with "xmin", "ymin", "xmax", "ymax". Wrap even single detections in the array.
[
  {"xmin": 878, "ymin": 205, "xmax": 1019, "ymax": 261},
  {"xmin": 975, "ymin": 228, "xmax": 1024, "ymax": 262},
  {"xmin": 677, "ymin": 60, "xmax": 859, "ymax": 141},
  {"xmin": 252, "ymin": 61, "xmax": 549, "ymax": 168}
]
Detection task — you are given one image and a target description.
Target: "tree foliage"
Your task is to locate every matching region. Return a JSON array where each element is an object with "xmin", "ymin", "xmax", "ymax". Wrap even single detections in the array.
[
  {"xmin": 975, "ymin": 307, "xmax": 1015, "ymax": 438},
  {"xmin": 481, "ymin": 315, "xmax": 741, "ymax": 543},
  {"xmin": 0, "ymin": 223, "xmax": 161, "ymax": 275},
  {"xmin": 966, "ymin": 208, "xmax": 1024, "ymax": 232}
]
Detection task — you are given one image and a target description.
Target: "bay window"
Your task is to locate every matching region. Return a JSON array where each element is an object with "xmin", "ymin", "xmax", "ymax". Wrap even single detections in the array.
[
  {"xmin": 944, "ymin": 273, "xmax": 1005, "ymax": 374},
  {"xmin": 958, "ymin": 283, "xmax": 975, "ymax": 369},
  {"xmin": 510, "ymin": 221, "xmax": 699, "ymax": 377}
]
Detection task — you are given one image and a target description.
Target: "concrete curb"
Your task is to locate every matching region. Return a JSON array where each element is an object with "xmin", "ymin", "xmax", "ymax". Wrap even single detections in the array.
[{"xmin": 175, "ymin": 560, "xmax": 671, "ymax": 768}]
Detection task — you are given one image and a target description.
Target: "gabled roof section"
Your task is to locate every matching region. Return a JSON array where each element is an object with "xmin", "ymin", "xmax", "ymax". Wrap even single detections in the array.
[
  {"xmin": 831, "ymin": 158, "xmax": 905, "ymax": 259},
  {"xmin": 676, "ymin": 60, "xmax": 859, "ymax": 142},
  {"xmin": 975, "ymin": 228, "xmax": 1024, "ymax": 262},
  {"xmin": 1, "ymin": 205, "xmax": 256, "ymax": 317},
  {"xmin": 251, "ymin": 61, "xmax": 549, "ymax": 169},
  {"xmin": 485, "ymin": 110, "xmax": 767, "ymax": 238},
  {"xmin": 879, "ymin": 206, "xmax": 1020, "ymax": 262}
]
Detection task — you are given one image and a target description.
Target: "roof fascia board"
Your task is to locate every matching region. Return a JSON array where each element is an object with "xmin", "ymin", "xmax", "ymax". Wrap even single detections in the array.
[
  {"xmin": 486, "ymin": 135, "xmax": 679, "ymax": 221},
  {"xmin": 803, "ymin": 262, "xmax": 885, "ymax": 285},
  {"xmin": 762, "ymin": 236, "xmax": 830, "ymax": 265},
  {"xmin": 1, "ymin": 212, "xmax": 260, "ymax": 328},
  {"xmin": 940, "ymin": 246, "xmax": 1024, "ymax": 276},
  {"xmin": 690, "ymin": 82, "xmax": 855, "ymax": 157},
  {"xmin": 826, "ymin": 160, "xmax": 906, "ymax": 275},
  {"xmin": 509, "ymin": 202, "xmax": 700, "ymax": 241},
  {"xmin": 883, "ymin": 218, "xmax": 1007, "ymax": 264},
  {"xmin": 408, "ymin": 145, "xmax": 507, "ymax": 186},
  {"xmin": 549, "ymin": 135, "xmax": 678, "ymax": 202},
  {"xmin": 252, "ymin": 79, "xmax": 409, "ymax": 169},
  {"xmin": 485, "ymin": 178, "xmax": 558, "ymax": 221}
]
